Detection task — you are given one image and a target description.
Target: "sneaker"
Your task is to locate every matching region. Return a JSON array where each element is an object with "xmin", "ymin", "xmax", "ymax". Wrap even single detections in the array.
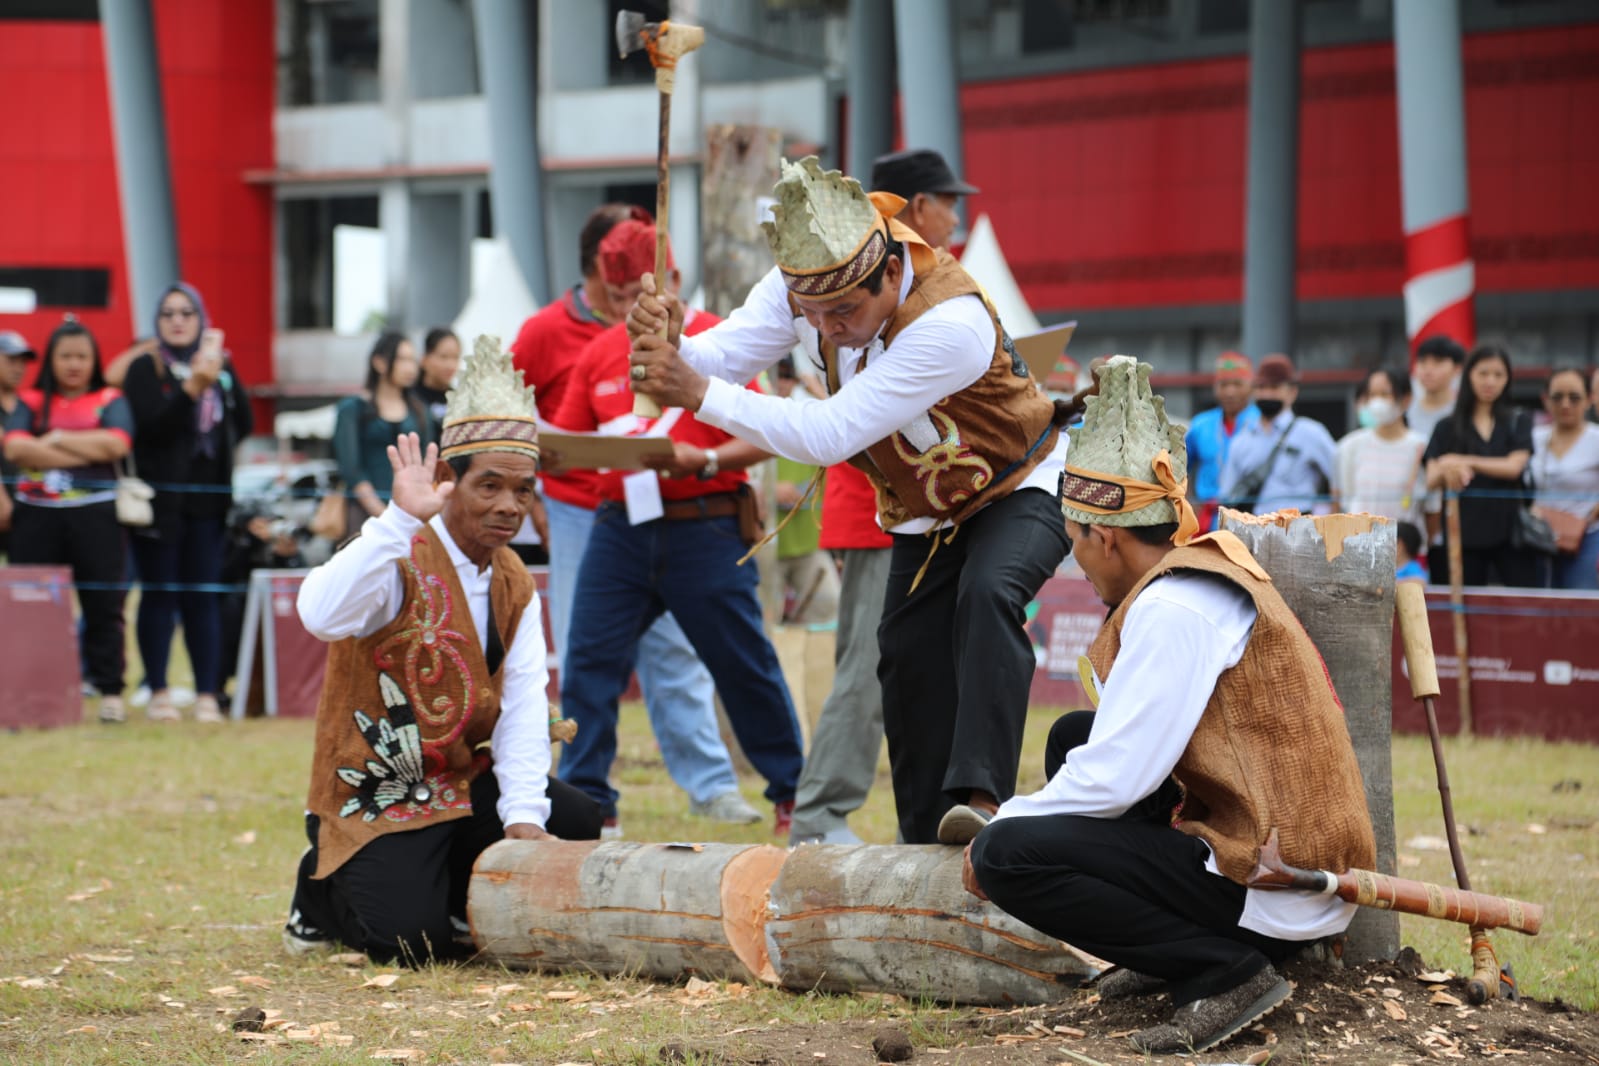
[
  {"xmin": 600, "ymin": 817, "xmax": 624, "ymax": 840},
  {"xmin": 98, "ymin": 695, "xmax": 127, "ymax": 724},
  {"xmin": 1093, "ymin": 966, "xmax": 1167, "ymax": 1000},
  {"xmin": 171, "ymin": 686, "xmax": 197, "ymax": 707},
  {"xmin": 193, "ymin": 695, "xmax": 225, "ymax": 723},
  {"xmin": 1129, "ymin": 963, "xmax": 1291, "ymax": 1054},
  {"xmin": 81, "ymin": 681, "xmax": 100, "ymax": 699},
  {"xmin": 936, "ymin": 804, "xmax": 994, "ymax": 845},
  {"xmin": 130, "ymin": 685, "xmax": 152, "ymax": 709},
  {"xmin": 146, "ymin": 691, "xmax": 181, "ymax": 723},
  {"xmin": 689, "ymin": 790, "xmax": 762, "ymax": 825},
  {"xmin": 772, "ymin": 800, "xmax": 795, "ymax": 838},
  {"xmin": 282, "ymin": 907, "xmax": 335, "ymax": 957}
]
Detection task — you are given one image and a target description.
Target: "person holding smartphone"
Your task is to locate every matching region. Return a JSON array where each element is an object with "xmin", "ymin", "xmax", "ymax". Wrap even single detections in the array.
[{"xmin": 123, "ymin": 282, "xmax": 253, "ymax": 723}]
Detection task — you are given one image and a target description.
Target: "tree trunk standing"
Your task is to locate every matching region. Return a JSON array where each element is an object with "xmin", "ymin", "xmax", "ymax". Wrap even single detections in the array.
[
  {"xmin": 765, "ymin": 845, "xmax": 1099, "ymax": 1005},
  {"xmin": 469, "ymin": 839, "xmax": 788, "ymax": 983},
  {"xmin": 702, "ymin": 124, "xmax": 786, "ymax": 766},
  {"xmin": 1218, "ymin": 510, "xmax": 1401, "ymax": 963}
]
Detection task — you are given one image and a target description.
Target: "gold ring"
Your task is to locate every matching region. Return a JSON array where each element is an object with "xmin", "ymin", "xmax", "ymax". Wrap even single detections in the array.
[{"xmin": 630, "ymin": 364, "xmax": 647, "ymax": 382}]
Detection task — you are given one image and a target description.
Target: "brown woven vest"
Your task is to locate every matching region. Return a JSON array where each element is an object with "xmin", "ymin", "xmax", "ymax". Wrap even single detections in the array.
[
  {"xmin": 304, "ymin": 525, "xmax": 535, "ymax": 879},
  {"xmin": 811, "ymin": 250, "xmax": 1059, "ymax": 529},
  {"xmin": 1085, "ymin": 538, "xmax": 1377, "ymax": 884}
]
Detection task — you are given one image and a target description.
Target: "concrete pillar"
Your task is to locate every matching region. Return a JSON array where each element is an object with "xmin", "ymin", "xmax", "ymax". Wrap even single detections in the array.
[
  {"xmin": 406, "ymin": 193, "xmax": 467, "ymax": 329},
  {"xmin": 474, "ymin": 0, "xmax": 552, "ymax": 306},
  {"xmin": 380, "ymin": 0, "xmax": 411, "ymax": 325},
  {"xmin": 1240, "ymin": 0, "xmax": 1300, "ymax": 361},
  {"xmin": 1394, "ymin": 0, "xmax": 1475, "ymax": 355},
  {"xmin": 846, "ymin": 0, "xmax": 895, "ymax": 177},
  {"xmin": 100, "ymin": 0, "xmax": 180, "ymax": 330},
  {"xmin": 408, "ymin": 0, "xmax": 478, "ymax": 99},
  {"xmin": 891, "ymin": 0, "xmax": 965, "ymax": 179}
]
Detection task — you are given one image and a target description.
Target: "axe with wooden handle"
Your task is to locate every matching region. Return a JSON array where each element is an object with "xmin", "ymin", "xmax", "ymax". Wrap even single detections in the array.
[
  {"xmin": 615, "ymin": 10, "xmax": 705, "ymax": 418},
  {"xmin": 1395, "ymin": 580, "xmax": 1518, "ymax": 1003}
]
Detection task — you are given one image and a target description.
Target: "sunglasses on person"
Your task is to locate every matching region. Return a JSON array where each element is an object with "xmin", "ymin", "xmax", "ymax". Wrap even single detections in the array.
[
  {"xmin": 159, "ymin": 307, "xmax": 198, "ymax": 320},
  {"xmin": 1548, "ymin": 391, "xmax": 1586, "ymax": 405}
]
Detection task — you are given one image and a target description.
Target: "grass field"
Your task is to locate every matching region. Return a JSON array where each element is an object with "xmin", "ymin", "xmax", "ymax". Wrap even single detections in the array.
[{"xmin": 0, "ymin": 701, "xmax": 1594, "ymax": 1064}]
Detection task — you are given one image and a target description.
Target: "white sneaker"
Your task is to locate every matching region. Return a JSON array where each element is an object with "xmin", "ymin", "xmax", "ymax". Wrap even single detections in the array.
[
  {"xmin": 193, "ymin": 695, "xmax": 225, "ymax": 723},
  {"xmin": 170, "ymin": 686, "xmax": 197, "ymax": 707},
  {"xmin": 282, "ymin": 906, "xmax": 335, "ymax": 957},
  {"xmin": 689, "ymin": 790, "xmax": 762, "ymax": 824},
  {"xmin": 130, "ymin": 685, "xmax": 152, "ymax": 709},
  {"xmin": 98, "ymin": 695, "xmax": 127, "ymax": 724},
  {"xmin": 600, "ymin": 817, "xmax": 624, "ymax": 840}
]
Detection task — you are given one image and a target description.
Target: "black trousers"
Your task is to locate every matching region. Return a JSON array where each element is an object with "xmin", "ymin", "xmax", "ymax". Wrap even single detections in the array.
[
  {"xmin": 878, "ymin": 486, "xmax": 1070, "ymax": 844},
  {"xmin": 1427, "ymin": 539, "xmax": 1545, "ymax": 588},
  {"xmin": 970, "ymin": 710, "xmax": 1298, "ymax": 1007},
  {"xmin": 292, "ymin": 772, "xmax": 601, "ymax": 965},
  {"xmin": 10, "ymin": 500, "xmax": 127, "ymax": 694}
]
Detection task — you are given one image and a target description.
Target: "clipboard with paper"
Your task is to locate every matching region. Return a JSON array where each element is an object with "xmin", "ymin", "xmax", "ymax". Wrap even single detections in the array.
[
  {"xmin": 539, "ymin": 429, "xmax": 675, "ymax": 470},
  {"xmin": 1011, "ymin": 321, "xmax": 1078, "ymax": 384}
]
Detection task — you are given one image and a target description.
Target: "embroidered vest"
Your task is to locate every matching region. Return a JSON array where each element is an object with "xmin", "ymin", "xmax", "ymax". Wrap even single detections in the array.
[
  {"xmin": 812, "ymin": 251, "xmax": 1059, "ymax": 529},
  {"xmin": 1085, "ymin": 537, "xmax": 1377, "ymax": 885},
  {"xmin": 304, "ymin": 526, "xmax": 535, "ymax": 879}
]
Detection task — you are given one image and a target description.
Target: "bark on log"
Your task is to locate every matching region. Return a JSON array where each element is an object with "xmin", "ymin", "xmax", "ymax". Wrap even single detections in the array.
[
  {"xmin": 1218, "ymin": 509, "xmax": 1401, "ymax": 963},
  {"xmin": 468, "ymin": 840, "xmax": 787, "ymax": 983},
  {"xmin": 765, "ymin": 845, "xmax": 1099, "ymax": 1005}
]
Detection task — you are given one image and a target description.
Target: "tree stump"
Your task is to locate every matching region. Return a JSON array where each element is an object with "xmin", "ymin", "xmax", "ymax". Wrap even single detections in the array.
[
  {"xmin": 764, "ymin": 845, "xmax": 1099, "ymax": 1005},
  {"xmin": 468, "ymin": 840, "xmax": 788, "ymax": 983},
  {"xmin": 1218, "ymin": 509, "xmax": 1401, "ymax": 963}
]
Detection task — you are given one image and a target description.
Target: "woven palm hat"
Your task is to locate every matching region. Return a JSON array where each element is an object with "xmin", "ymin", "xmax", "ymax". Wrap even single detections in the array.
[
  {"xmin": 1061, "ymin": 356, "xmax": 1189, "ymax": 529},
  {"xmin": 762, "ymin": 156, "xmax": 893, "ymax": 301},
  {"xmin": 439, "ymin": 334, "xmax": 539, "ymax": 463}
]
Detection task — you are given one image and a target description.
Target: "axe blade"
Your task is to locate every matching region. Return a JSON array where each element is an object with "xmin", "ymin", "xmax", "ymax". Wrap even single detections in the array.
[{"xmin": 615, "ymin": 9, "xmax": 655, "ymax": 58}]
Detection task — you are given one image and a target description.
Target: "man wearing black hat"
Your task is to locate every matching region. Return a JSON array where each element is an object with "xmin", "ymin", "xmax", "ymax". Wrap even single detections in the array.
[
  {"xmin": 0, "ymin": 330, "xmax": 38, "ymax": 547},
  {"xmin": 869, "ymin": 148, "xmax": 980, "ymax": 253}
]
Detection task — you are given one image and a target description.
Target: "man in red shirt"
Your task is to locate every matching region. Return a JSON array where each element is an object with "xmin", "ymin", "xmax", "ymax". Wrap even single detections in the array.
[
  {"xmin": 508, "ymin": 204, "xmax": 754, "ymax": 834},
  {"xmin": 550, "ymin": 220, "xmax": 804, "ymax": 834}
]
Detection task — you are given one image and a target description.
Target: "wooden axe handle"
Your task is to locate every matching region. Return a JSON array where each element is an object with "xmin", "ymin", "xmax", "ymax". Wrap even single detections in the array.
[{"xmin": 1395, "ymin": 581, "xmax": 1441, "ymax": 700}]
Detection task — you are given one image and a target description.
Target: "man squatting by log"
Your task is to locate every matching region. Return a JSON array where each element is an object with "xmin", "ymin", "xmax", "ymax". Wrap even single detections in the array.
[
  {"xmin": 284, "ymin": 343, "xmax": 602, "ymax": 964},
  {"xmin": 626, "ymin": 156, "xmax": 1072, "ymax": 845},
  {"xmin": 962, "ymin": 356, "xmax": 1377, "ymax": 1054}
]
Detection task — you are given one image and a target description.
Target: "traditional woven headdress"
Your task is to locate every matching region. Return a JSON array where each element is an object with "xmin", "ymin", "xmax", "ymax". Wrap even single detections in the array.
[
  {"xmin": 1060, "ymin": 355, "xmax": 1197, "ymax": 544},
  {"xmin": 439, "ymin": 334, "xmax": 539, "ymax": 463},
  {"xmin": 762, "ymin": 156, "xmax": 936, "ymax": 301}
]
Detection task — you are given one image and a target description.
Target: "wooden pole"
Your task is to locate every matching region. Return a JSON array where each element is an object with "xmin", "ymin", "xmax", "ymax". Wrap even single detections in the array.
[
  {"xmin": 1218, "ymin": 509, "xmax": 1401, "ymax": 963},
  {"xmin": 1444, "ymin": 495, "xmax": 1473, "ymax": 734},
  {"xmin": 633, "ymin": 86, "xmax": 671, "ymax": 420},
  {"xmin": 765, "ymin": 845, "xmax": 1098, "ymax": 1005},
  {"xmin": 469, "ymin": 840, "xmax": 787, "ymax": 983}
]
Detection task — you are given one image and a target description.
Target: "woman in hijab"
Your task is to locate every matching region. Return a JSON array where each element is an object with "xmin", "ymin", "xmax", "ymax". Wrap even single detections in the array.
[{"xmin": 122, "ymin": 282, "xmax": 253, "ymax": 723}]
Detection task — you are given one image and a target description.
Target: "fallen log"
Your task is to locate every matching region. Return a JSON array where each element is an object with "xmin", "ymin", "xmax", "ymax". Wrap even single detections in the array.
[
  {"xmin": 468, "ymin": 839, "xmax": 787, "ymax": 983},
  {"xmin": 764, "ymin": 845, "xmax": 1098, "ymax": 1005}
]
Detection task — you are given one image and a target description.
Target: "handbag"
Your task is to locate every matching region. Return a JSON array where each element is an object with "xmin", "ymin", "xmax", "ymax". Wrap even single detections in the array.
[
  {"xmin": 114, "ymin": 455, "xmax": 156, "ymax": 527},
  {"xmin": 1509, "ymin": 505, "xmax": 1558, "ymax": 556}
]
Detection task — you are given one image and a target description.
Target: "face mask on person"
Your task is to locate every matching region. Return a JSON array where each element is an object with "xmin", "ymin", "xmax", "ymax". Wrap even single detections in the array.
[
  {"xmin": 1255, "ymin": 398, "xmax": 1284, "ymax": 419},
  {"xmin": 1357, "ymin": 397, "xmax": 1399, "ymax": 429}
]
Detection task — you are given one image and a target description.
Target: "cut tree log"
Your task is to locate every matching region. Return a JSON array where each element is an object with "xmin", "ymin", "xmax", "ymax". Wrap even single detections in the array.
[
  {"xmin": 469, "ymin": 839, "xmax": 787, "ymax": 983},
  {"xmin": 764, "ymin": 845, "xmax": 1099, "ymax": 1005},
  {"xmin": 1218, "ymin": 509, "xmax": 1401, "ymax": 964}
]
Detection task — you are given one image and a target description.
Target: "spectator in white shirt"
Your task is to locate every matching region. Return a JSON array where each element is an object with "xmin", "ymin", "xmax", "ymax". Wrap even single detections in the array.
[
  {"xmin": 1531, "ymin": 367, "xmax": 1599, "ymax": 590},
  {"xmin": 1333, "ymin": 366, "xmax": 1428, "ymax": 528}
]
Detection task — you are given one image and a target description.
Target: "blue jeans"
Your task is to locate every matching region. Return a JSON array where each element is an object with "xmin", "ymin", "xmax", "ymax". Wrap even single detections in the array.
[
  {"xmin": 130, "ymin": 516, "xmax": 226, "ymax": 694},
  {"xmin": 560, "ymin": 502, "xmax": 804, "ymax": 819},
  {"xmin": 543, "ymin": 496, "xmax": 737, "ymax": 805},
  {"xmin": 1551, "ymin": 527, "xmax": 1599, "ymax": 591}
]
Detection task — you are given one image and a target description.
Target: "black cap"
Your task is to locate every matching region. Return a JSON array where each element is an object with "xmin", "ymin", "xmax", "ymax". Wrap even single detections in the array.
[
  {"xmin": 0, "ymin": 330, "xmax": 37, "ymax": 360},
  {"xmin": 869, "ymin": 148, "xmax": 979, "ymax": 198}
]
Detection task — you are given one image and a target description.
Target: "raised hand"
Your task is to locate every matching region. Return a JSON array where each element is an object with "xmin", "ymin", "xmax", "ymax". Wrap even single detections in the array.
[{"xmin": 386, "ymin": 432, "xmax": 454, "ymax": 522}]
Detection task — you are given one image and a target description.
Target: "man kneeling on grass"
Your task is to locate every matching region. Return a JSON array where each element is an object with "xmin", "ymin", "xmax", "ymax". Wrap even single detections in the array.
[
  {"xmin": 959, "ymin": 356, "xmax": 1376, "ymax": 1054},
  {"xmin": 283, "ymin": 343, "xmax": 601, "ymax": 965}
]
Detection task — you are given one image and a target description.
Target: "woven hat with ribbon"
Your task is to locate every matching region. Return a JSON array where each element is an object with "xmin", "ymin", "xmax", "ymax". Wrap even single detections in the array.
[
  {"xmin": 439, "ymin": 334, "xmax": 540, "ymax": 464},
  {"xmin": 761, "ymin": 156, "xmax": 937, "ymax": 301},
  {"xmin": 1060, "ymin": 355, "xmax": 1198, "ymax": 546}
]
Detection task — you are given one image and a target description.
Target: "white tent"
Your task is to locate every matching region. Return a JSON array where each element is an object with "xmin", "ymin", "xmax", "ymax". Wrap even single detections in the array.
[
  {"xmin": 453, "ymin": 237, "xmax": 540, "ymax": 350},
  {"xmin": 959, "ymin": 213, "xmax": 1040, "ymax": 335}
]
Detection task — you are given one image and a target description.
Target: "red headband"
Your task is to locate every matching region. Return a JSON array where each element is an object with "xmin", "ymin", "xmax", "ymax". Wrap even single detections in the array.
[{"xmin": 598, "ymin": 219, "xmax": 673, "ymax": 286}]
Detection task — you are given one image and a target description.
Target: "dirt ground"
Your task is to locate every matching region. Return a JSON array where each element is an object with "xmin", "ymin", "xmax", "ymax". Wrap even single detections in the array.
[{"xmin": 662, "ymin": 950, "xmax": 1599, "ymax": 1066}]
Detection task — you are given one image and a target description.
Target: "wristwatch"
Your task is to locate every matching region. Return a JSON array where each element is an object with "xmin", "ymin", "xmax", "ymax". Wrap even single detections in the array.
[{"xmin": 696, "ymin": 448, "xmax": 720, "ymax": 481}]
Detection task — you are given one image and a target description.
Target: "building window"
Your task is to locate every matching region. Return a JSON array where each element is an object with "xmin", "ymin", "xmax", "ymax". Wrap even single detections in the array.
[
  {"xmin": 279, "ymin": 0, "xmax": 381, "ymax": 107},
  {"xmin": 282, "ymin": 195, "xmax": 381, "ymax": 331}
]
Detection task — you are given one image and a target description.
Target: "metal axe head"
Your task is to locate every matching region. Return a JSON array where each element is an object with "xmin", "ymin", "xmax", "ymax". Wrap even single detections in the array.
[{"xmin": 615, "ymin": 10, "xmax": 705, "ymax": 65}]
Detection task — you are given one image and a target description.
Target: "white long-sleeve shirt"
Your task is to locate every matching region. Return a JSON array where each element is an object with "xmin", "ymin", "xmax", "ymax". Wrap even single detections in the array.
[
  {"xmin": 297, "ymin": 505, "xmax": 553, "ymax": 830},
  {"xmin": 685, "ymin": 263, "xmax": 1067, "ymax": 533},
  {"xmin": 992, "ymin": 571, "xmax": 1357, "ymax": 941}
]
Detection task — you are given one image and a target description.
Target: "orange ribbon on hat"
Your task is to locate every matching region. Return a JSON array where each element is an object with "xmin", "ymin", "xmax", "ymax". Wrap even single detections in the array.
[
  {"xmin": 866, "ymin": 191, "xmax": 939, "ymax": 276},
  {"xmin": 1062, "ymin": 448, "xmax": 1200, "ymax": 547}
]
